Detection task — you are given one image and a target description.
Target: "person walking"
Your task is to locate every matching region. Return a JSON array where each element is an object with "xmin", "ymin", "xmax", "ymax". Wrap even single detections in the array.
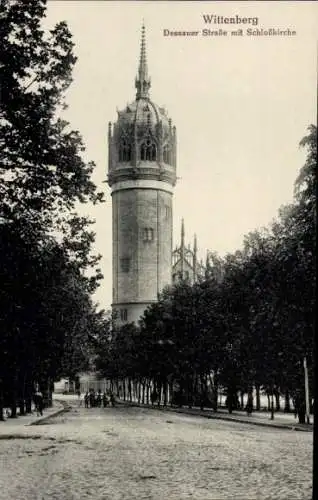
[
  {"xmin": 77, "ymin": 389, "xmax": 81, "ymax": 406},
  {"xmin": 34, "ymin": 389, "xmax": 43, "ymax": 416},
  {"xmin": 102, "ymin": 392, "xmax": 109, "ymax": 408},
  {"xmin": 89, "ymin": 389, "xmax": 95, "ymax": 408},
  {"xmin": 110, "ymin": 392, "xmax": 115, "ymax": 407},
  {"xmin": 97, "ymin": 389, "xmax": 102, "ymax": 408},
  {"xmin": 84, "ymin": 392, "xmax": 89, "ymax": 408},
  {"xmin": 246, "ymin": 393, "xmax": 253, "ymax": 416}
]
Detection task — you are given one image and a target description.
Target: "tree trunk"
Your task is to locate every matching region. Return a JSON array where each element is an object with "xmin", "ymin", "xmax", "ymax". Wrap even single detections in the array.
[
  {"xmin": 128, "ymin": 379, "xmax": 132, "ymax": 402},
  {"xmin": 47, "ymin": 378, "xmax": 53, "ymax": 408},
  {"xmin": 138, "ymin": 381, "xmax": 141, "ymax": 404},
  {"xmin": 246, "ymin": 388, "xmax": 253, "ymax": 415},
  {"xmin": 146, "ymin": 380, "xmax": 150, "ymax": 404},
  {"xmin": 169, "ymin": 381, "xmax": 174, "ymax": 406},
  {"xmin": 19, "ymin": 399, "xmax": 25, "ymax": 416},
  {"xmin": 212, "ymin": 373, "xmax": 218, "ymax": 411},
  {"xmin": 25, "ymin": 378, "xmax": 33, "ymax": 413},
  {"xmin": 163, "ymin": 380, "xmax": 167, "ymax": 407},
  {"xmin": 141, "ymin": 381, "xmax": 145, "ymax": 404},
  {"xmin": 10, "ymin": 375, "xmax": 18, "ymax": 418},
  {"xmin": 122, "ymin": 379, "xmax": 126, "ymax": 401},
  {"xmin": 41, "ymin": 378, "xmax": 48, "ymax": 409},
  {"xmin": 18, "ymin": 372, "xmax": 27, "ymax": 415},
  {"xmin": 179, "ymin": 379, "xmax": 184, "ymax": 407},
  {"xmin": 284, "ymin": 390, "xmax": 290, "ymax": 412},
  {"xmin": 255, "ymin": 385, "xmax": 261, "ymax": 411},
  {"xmin": 0, "ymin": 380, "xmax": 4, "ymax": 421},
  {"xmin": 298, "ymin": 398, "xmax": 306, "ymax": 424},
  {"xmin": 188, "ymin": 377, "xmax": 194, "ymax": 409},
  {"xmin": 157, "ymin": 380, "xmax": 161, "ymax": 407},
  {"xmin": 275, "ymin": 391, "xmax": 280, "ymax": 411},
  {"xmin": 267, "ymin": 393, "xmax": 271, "ymax": 411},
  {"xmin": 199, "ymin": 374, "xmax": 206, "ymax": 410},
  {"xmin": 227, "ymin": 383, "xmax": 237, "ymax": 414},
  {"xmin": 26, "ymin": 397, "xmax": 32, "ymax": 413},
  {"xmin": 10, "ymin": 398, "xmax": 17, "ymax": 418},
  {"xmin": 240, "ymin": 391, "xmax": 244, "ymax": 410},
  {"xmin": 193, "ymin": 375, "xmax": 199, "ymax": 404}
]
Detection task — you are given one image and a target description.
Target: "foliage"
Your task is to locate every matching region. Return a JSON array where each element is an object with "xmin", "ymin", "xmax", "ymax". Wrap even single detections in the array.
[
  {"xmin": 95, "ymin": 126, "xmax": 316, "ymax": 419},
  {"xmin": 0, "ymin": 0, "xmax": 103, "ymax": 229},
  {"xmin": 0, "ymin": 0, "xmax": 106, "ymax": 417}
]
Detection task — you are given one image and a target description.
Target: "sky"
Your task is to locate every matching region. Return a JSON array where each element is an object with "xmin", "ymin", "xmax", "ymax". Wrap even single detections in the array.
[{"xmin": 44, "ymin": 1, "xmax": 317, "ymax": 310}]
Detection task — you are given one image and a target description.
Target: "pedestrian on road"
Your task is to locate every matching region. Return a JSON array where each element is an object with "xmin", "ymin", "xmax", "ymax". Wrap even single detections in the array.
[
  {"xmin": 110, "ymin": 392, "xmax": 116, "ymax": 407},
  {"xmin": 77, "ymin": 390, "xmax": 82, "ymax": 406},
  {"xmin": 103, "ymin": 392, "xmax": 109, "ymax": 408},
  {"xmin": 78, "ymin": 393, "xmax": 84, "ymax": 406},
  {"xmin": 89, "ymin": 389, "xmax": 95, "ymax": 408},
  {"xmin": 150, "ymin": 390, "xmax": 158, "ymax": 406},
  {"xmin": 34, "ymin": 390, "xmax": 43, "ymax": 417},
  {"xmin": 246, "ymin": 393, "xmax": 253, "ymax": 415},
  {"xmin": 97, "ymin": 389, "xmax": 102, "ymax": 408},
  {"xmin": 84, "ymin": 392, "xmax": 89, "ymax": 408}
]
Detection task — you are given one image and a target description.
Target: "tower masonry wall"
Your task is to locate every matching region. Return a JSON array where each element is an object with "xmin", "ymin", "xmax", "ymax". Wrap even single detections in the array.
[{"xmin": 112, "ymin": 182, "xmax": 172, "ymax": 323}]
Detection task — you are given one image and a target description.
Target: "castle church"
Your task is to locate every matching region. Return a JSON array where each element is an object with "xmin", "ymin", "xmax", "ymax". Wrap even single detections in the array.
[{"xmin": 107, "ymin": 25, "xmax": 204, "ymax": 325}]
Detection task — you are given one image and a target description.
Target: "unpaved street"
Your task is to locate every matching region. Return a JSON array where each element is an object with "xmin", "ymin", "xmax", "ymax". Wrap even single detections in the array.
[{"xmin": 0, "ymin": 405, "xmax": 312, "ymax": 499}]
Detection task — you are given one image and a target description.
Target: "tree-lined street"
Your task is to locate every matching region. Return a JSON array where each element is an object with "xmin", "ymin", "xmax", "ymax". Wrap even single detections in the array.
[
  {"xmin": 0, "ymin": 1, "xmax": 316, "ymax": 498},
  {"xmin": 0, "ymin": 402, "xmax": 313, "ymax": 500}
]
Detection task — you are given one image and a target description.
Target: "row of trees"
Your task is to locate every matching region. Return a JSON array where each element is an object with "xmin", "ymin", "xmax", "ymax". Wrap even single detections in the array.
[
  {"xmin": 95, "ymin": 124, "xmax": 316, "ymax": 423},
  {"xmin": 0, "ymin": 0, "xmax": 105, "ymax": 419}
]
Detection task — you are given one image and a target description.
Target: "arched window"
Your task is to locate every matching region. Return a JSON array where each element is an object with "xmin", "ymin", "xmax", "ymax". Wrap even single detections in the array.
[
  {"xmin": 163, "ymin": 144, "xmax": 171, "ymax": 164},
  {"xmin": 140, "ymin": 139, "xmax": 157, "ymax": 161},
  {"xmin": 119, "ymin": 140, "xmax": 131, "ymax": 162}
]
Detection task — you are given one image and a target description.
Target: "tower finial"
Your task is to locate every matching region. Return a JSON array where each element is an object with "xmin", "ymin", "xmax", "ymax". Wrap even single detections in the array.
[{"xmin": 135, "ymin": 22, "xmax": 151, "ymax": 100}]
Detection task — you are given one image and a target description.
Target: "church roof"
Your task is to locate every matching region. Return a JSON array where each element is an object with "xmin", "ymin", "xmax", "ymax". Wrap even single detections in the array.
[{"xmin": 117, "ymin": 98, "xmax": 171, "ymax": 133}]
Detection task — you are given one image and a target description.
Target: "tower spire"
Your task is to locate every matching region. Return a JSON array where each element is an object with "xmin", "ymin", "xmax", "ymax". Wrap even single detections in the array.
[
  {"xmin": 193, "ymin": 234, "xmax": 197, "ymax": 283},
  {"xmin": 180, "ymin": 218, "xmax": 185, "ymax": 279},
  {"xmin": 135, "ymin": 22, "xmax": 151, "ymax": 100},
  {"xmin": 181, "ymin": 218, "xmax": 185, "ymax": 248}
]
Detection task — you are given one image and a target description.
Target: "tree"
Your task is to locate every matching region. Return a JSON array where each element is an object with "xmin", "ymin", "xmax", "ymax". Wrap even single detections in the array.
[
  {"xmin": 0, "ymin": 220, "xmax": 104, "ymax": 416},
  {"xmin": 0, "ymin": 0, "xmax": 105, "ymax": 418},
  {"xmin": 0, "ymin": 0, "xmax": 104, "ymax": 229}
]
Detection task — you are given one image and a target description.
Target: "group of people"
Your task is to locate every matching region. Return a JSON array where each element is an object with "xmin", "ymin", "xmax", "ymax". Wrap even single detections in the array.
[{"xmin": 79, "ymin": 389, "xmax": 116, "ymax": 409}]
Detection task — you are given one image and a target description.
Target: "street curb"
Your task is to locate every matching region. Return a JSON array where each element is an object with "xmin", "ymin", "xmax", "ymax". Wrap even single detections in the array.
[
  {"xmin": 29, "ymin": 400, "xmax": 72, "ymax": 426},
  {"xmin": 118, "ymin": 401, "xmax": 313, "ymax": 432}
]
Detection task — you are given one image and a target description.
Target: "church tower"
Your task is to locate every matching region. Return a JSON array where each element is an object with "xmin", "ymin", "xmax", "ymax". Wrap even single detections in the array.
[{"xmin": 107, "ymin": 25, "xmax": 177, "ymax": 325}]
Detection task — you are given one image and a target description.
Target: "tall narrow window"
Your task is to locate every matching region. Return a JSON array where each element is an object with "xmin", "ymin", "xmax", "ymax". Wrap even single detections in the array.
[
  {"xmin": 119, "ymin": 140, "xmax": 131, "ymax": 162},
  {"xmin": 120, "ymin": 309, "xmax": 128, "ymax": 321},
  {"xmin": 120, "ymin": 257, "xmax": 130, "ymax": 272},
  {"xmin": 140, "ymin": 139, "xmax": 156, "ymax": 161},
  {"xmin": 143, "ymin": 228, "xmax": 154, "ymax": 242}
]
